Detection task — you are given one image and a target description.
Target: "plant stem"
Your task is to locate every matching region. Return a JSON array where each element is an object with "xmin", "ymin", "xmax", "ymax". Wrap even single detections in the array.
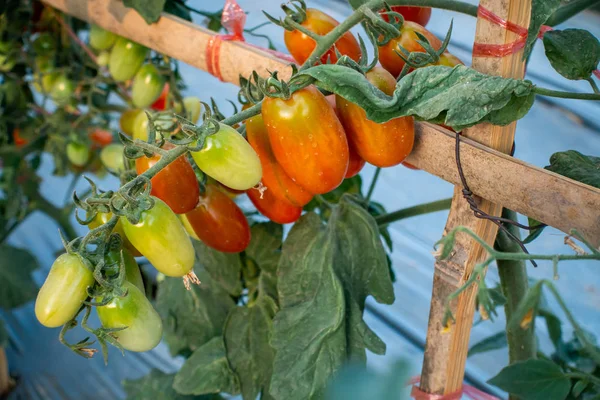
[
  {"xmin": 587, "ymin": 77, "xmax": 600, "ymax": 94},
  {"xmin": 376, "ymin": 197, "xmax": 452, "ymax": 225},
  {"xmin": 386, "ymin": 0, "xmax": 478, "ymax": 16},
  {"xmin": 546, "ymin": 0, "xmax": 600, "ymax": 26},
  {"xmin": 495, "ymin": 209, "xmax": 536, "ymax": 385},
  {"xmin": 534, "ymin": 87, "xmax": 600, "ymax": 100},
  {"xmin": 365, "ymin": 167, "xmax": 381, "ymax": 204}
]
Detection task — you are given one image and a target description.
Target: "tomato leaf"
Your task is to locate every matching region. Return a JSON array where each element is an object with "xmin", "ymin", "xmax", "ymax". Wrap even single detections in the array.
[
  {"xmin": 522, "ymin": 218, "xmax": 546, "ymax": 244},
  {"xmin": 123, "ymin": 369, "xmax": 221, "ymax": 399},
  {"xmin": 194, "ymin": 241, "xmax": 243, "ymax": 296},
  {"xmin": 245, "ymin": 223, "xmax": 282, "ymax": 276},
  {"xmin": 300, "ymin": 65, "xmax": 535, "ymax": 131},
  {"xmin": 156, "ymin": 270, "xmax": 235, "ymax": 357},
  {"xmin": 164, "ymin": 0, "xmax": 192, "ymax": 22},
  {"xmin": 524, "ymin": 0, "xmax": 560, "ymax": 59},
  {"xmin": 173, "ymin": 336, "xmax": 240, "ymax": 396},
  {"xmin": 468, "ymin": 331, "xmax": 508, "ymax": 357},
  {"xmin": 487, "ymin": 359, "xmax": 571, "ymax": 400},
  {"xmin": 0, "ymin": 245, "xmax": 38, "ymax": 309},
  {"xmin": 537, "ymin": 308, "xmax": 563, "ymax": 350},
  {"xmin": 507, "ymin": 280, "xmax": 544, "ymax": 331},
  {"xmin": 543, "ymin": 29, "xmax": 600, "ymax": 80},
  {"xmin": 0, "ymin": 319, "xmax": 7, "ymax": 347},
  {"xmin": 123, "ymin": 0, "xmax": 166, "ymax": 24},
  {"xmin": 545, "ymin": 150, "xmax": 600, "ymax": 188}
]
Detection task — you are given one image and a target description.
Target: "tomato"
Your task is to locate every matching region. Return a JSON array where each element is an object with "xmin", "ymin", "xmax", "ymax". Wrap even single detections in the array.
[
  {"xmin": 209, "ymin": 178, "xmax": 244, "ymax": 199},
  {"xmin": 135, "ymin": 143, "xmax": 200, "ymax": 214},
  {"xmin": 50, "ymin": 74, "xmax": 74, "ymax": 106},
  {"xmin": 108, "ymin": 38, "xmax": 148, "ymax": 82},
  {"xmin": 190, "ymin": 123, "xmax": 262, "ymax": 191},
  {"xmin": 150, "ymin": 83, "xmax": 169, "ymax": 111},
  {"xmin": 131, "ymin": 64, "xmax": 166, "ymax": 108},
  {"xmin": 132, "ymin": 110, "xmax": 176, "ymax": 142},
  {"xmin": 35, "ymin": 253, "xmax": 95, "ymax": 328},
  {"xmin": 284, "ymin": 8, "xmax": 361, "ymax": 65},
  {"xmin": 88, "ymin": 211, "xmax": 142, "ymax": 257},
  {"xmin": 262, "ymin": 85, "xmax": 349, "ymax": 194},
  {"xmin": 97, "ymin": 281, "xmax": 162, "ymax": 352},
  {"xmin": 378, "ymin": 21, "xmax": 442, "ymax": 78},
  {"xmin": 89, "ymin": 24, "xmax": 118, "ymax": 51},
  {"xmin": 105, "ymin": 249, "xmax": 144, "ymax": 293},
  {"xmin": 97, "ymin": 51, "xmax": 110, "ymax": 67},
  {"xmin": 32, "ymin": 56, "xmax": 57, "ymax": 94},
  {"xmin": 381, "ymin": 6, "xmax": 432, "ymax": 27},
  {"xmin": 119, "ymin": 109, "xmax": 143, "ymax": 136},
  {"xmin": 90, "ymin": 128, "xmax": 113, "ymax": 147},
  {"xmin": 246, "ymin": 112, "xmax": 313, "ymax": 207},
  {"xmin": 182, "ymin": 184, "xmax": 250, "ymax": 253},
  {"xmin": 179, "ymin": 214, "xmax": 200, "ymax": 240},
  {"xmin": 100, "ymin": 143, "xmax": 126, "ymax": 173},
  {"xmin": 402, "ymin": 161, "xmax": 419, "ymax": 170},
  {"xmin": 66, "ymin": 142, "xmax": 91, "ymax": 167},
  {"xmin": 32, "ymin": 33, "xmax": 56, "ymax": 56},
  {"xmin": 121, "ymin": 197, "xmax": 195, "ymax": 277},
  {"xmin": 183, "ymin": 96, "xmax": 201, "ymax": 123},
  {"xmin": 336, "ymin": 67, "xmax": 414, "ymax": 167},
  {"xmin": 13, "ymin": 128, "xmax": 28, "ymax": 148},
  {"xmin": 247, "ymin": 186, "xmax": 302, "ymax": 224},
  {"xmin": 0, "ymin": 40, "xmax": 16, "ymax": 72},
  {"xmin": 436, "ymin": 52, "xmax": 464, "ymax": 67}
]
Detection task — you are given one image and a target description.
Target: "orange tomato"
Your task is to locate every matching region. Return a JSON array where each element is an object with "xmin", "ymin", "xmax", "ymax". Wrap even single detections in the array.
[
  {"xmin": 326, "ymin": 95, "xmax": 365, "ymax": 178},
  {"xmin": 89, "ymin": 128, "xmax": 113, "ymax": 147},
  {"xmin": 247, "ymin": 186, "xmax": 302, "ymax": 224},
  {"xmin": 13, "ymin": 128, "xmax": 28, "ymax": 147}
]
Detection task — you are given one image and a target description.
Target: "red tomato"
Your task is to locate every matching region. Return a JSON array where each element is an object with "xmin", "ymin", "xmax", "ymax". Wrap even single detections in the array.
[
  {"xmin": 378, "ymin": 21, "xmax": 442, "ymax": 78},
  {"xmin": 336, "ymin": 66, "xmax": 414, "ymax": 167},
  {"xmin": 13, "ymin": 128, "xmax": 28, "ymax": 147},
  {"xmin": 89, "ymin": 128, "xmax": 113, "ymax": 147},
  {"xmin": 246, "ymin": 112, "xmax": 313, "ymax": 207},
  {"xmin": 284, "ymin": 8, "xmax": 361, "ymax": 65},
  {"xmin": 402, "ymin": 161, "xmax": 419, "ymax": 170},
  {"xmin": 151, "ymin": 83, "xmax": 169, "ymax": 111},
  {"xmin": 247, "ymin": 186, "xmax": 302, "ymax": 224},
  {"xmin": 135, "ymin": 143, "xmax": 200, "ymax": 214},
  {"xmin": 183, "ymin": 184, "xmax": 250, "ymax": 253},
  {"xmin": 381, "ymin": 6, "xmax": 432, "ymax": 27},
  {"xmin": 262, "ymin": 85, "xmax": 349, "ymax": 194}
]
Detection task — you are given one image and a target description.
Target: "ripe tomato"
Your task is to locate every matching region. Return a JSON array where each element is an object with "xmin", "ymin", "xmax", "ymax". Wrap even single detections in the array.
[
  {"xmin": 246, "ymin": 112, "xmax": 313, "ymax": 207},
  {"xmin": 13, "ymin": 128, "xmax": 28, "ymax": 147},
  {"xmin": 35, "ymin": 253, "xmax": 95, "ymax": 328},
  {"xmin": 262, "ymin": 85, "xmax": 349, "ymax": 194},
  {"xmin": 89, "ymin": 24, "xmax": 118, "ymax": 51},
  {"xmin": 88, "ymin": 211, "xmax": 142, "ymax": 257},
  {"xmin": 50, "ymin": 74, "xmax": 74, "ymax": 106},
  {"xmin": 247, "ymin": 186, "xmax": 302, "ymax": 224},
  {"xmin": 190, "ymin": 123, "xmax": 262, "ymax": 191},
  {"xmin": 336, "ymin": 67, "xmax": 414, "ymax": 167},
  {"xmin": 183, "ymin": 96, "xmax": 201, "ymax": 123},
  {"xmin": 284, "ymin": 8, "xmax": 361, "ymax": 65},
  {"xmin": 97, "ymin": 281, "xmax": 162, "ymax": 352},
  {"xmin": 66, "ymin": 142, "xmax": 91, "ymax": 167},
  {"xmin": 121, "ymin": 197, "xmax": 195, "ymax": 277},
  {"xmin": 402, "ymin": 161, "xmax": 419, "ymax": 170},
  {"xmin": 183, "ymin": 184, "xmax": 250, "ymax": 253},
  {"xmin": 131, "ymin": 64, "xmax": 165, "ymax": 108},
  {"xmin": 378, "ymin": 21, "xmax": 442, "ymax": 78},
  {"xmin": 381, "ymin": 6, "xmax": 432, "ymax": 27},
  {"xmin": 100, "ymin": 143, "xmax": 126, "ymax": 173},
  {"xmin": 150, "ymin": 83, "xmax": 169, "ymax": 111},
  {"xmin": 135, "ymin": 143, "xmax": 200, "ymax": 214},
  {"xmin": 109, "ymin": 38, "xmax": 148, "ymax": 82},
  {"xmin": 105, "ymin": 249, "xmax": 145, "ymax": 293},
  {"xmin": 89, "ymin": 128, "xmax": 113, "ymax": 147}
]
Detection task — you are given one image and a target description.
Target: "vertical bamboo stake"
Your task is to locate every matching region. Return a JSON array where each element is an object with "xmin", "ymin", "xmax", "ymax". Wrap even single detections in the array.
[{"xmin": 419, "ymin": 0, "xmax": 532, "ymax": 394}]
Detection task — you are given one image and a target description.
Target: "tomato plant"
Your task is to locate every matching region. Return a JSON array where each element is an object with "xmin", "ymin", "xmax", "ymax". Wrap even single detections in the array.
[
  {"xmin": 108, "ymin": 37, "xmax": 148, "ymax": 82},
  {"xmin": 88, "ymin": 211, "xmax": 142, "ymax": 257},
  {"xmin": 89, "ymin": 24, "xmax": 117, "ymax": 50},
  {"xmin": 247, "ymin": 186, "xmax": 302, "ymax": 224},
  {"xmin": 66, "ymin": 142, "xmax": 91, "ymax": 167},
  {"xmin": 50, "ymin": 74, "xmax": 74, "ymax": 106},
  {"xmin": 100, "ymin": 143, "xmax": 126, "ymax": 173},
  {"xmin": 131, "ymin": 64, "xmax": 166, "ymax": 108},
  {"xmin": 104, "ymin": 249, "xmax": 144, "ymax": 293}
]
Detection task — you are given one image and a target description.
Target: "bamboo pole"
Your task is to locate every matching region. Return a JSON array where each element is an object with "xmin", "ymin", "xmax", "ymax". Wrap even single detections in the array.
[{"xmin": 420, "ymin": 0, "xmax": 533, "ymax": 394}]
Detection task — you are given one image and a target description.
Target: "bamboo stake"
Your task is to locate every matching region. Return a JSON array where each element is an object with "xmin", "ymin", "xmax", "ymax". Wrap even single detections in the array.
[{"xmin": 420, "ymin": 0, "xmax": 532, "ymax": 394}]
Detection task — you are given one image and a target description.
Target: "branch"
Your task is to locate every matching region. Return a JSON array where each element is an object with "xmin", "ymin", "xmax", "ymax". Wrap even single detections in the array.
[{"xmin": 376, "ymin": 197, "xmax": 452, "ymax": 225}]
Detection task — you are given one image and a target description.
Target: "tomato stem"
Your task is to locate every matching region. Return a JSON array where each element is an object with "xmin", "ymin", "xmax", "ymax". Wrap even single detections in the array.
[
  {"xmin": 534, "ymin": 87, "xmax": 600, "ymax": 100},
  {"xmin": 375, "ymin": 197, "xmax": 452, "ymax": 225},
  {"xmin": 385, "ymin": 0, "xmax": 477, "ymax": 17},
  {"xmin": 365, "ymin": 167, "xmax": 382, "ymax": 204},
  {"xmin": 546, "ymin": 0, "xmax": 600, "ymax": 26}
]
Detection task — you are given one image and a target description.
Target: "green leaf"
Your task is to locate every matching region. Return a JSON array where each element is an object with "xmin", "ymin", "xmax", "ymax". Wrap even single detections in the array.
[
  {"xmin": 173, "ymin": 336, "xmax": 240, "ymax": 396},
  {"xmin": 524, "ymin": 0, "xmax": 560, "ymax": 59},
  {"xmin": 0, "ymin": 245, "xmax": 38, "ymax": 309},
  {"xmin": 194, "ymin": 241, "xmax": 243, "ymax": 296},
  {"xmin": 0, "ymin": 319, "xmax": 7, "ymax": 347},
  {"xmin": 298, "ymin": 65, "xmax": 535, "ymax": 131},
  {"xmin": 488, "ymin": 359, "xmax": 570, "ymax": 400},
  {"xmin": 164, "ymin": 0, "xmax": 192, "ymax": 21},
  {"xmin": 545, "ymin": 150, "xmax": 600, "ymax": 188},
  {"xmin": 123, "ymin": 369, "xmax": 221, "ymax": 399},
  {"xmin": 123, "ymin": 0, "xmax": 166, "ymax": 24},
  {"xmin": 224, "ymin": 296, "xmax": 278, "ymax": 400},
  {"xmin": 523, "ymin": 218, "xmax": 546, "ymax": 244},
  {"xmin": 245, "ymin": 223, "xmax": 283, "ymax": 276},
  {"xmin": 537, "ymin": 308, "xmax": 563, "ymax": 350},
  {"xmin": 571, "ymin": 380, "xmax": 589, "ymax": 398},
  {"xmin": 468, "ymin": 331, "xmax": 508, "ymax": 357},
  {"xmin": 508, "ymin": 280, "xmax": 544, "ymax": 331},
  {"xmin": 156, "ymin": 270, "xmax": 235, "ymax": 356},
  {"xmin": 543, "ymin": 29, "xmax": 600, "ymax": 80}
]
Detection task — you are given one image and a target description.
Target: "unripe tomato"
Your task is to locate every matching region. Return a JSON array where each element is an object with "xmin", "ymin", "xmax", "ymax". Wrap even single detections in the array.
[
  {"xmin": 247, "ymin": 186, "xmax": 302, "ymax": 224},
  {"xmin": 109, "ymin": 38, "xmax": 148, "ymax": 82},
  {"xmin": 179, "ymin": 214, "xmax": 200, "ymax": 241},
  {"xmin": 89, "ymin": 128, "xmax": 113, "ymax": 147},
  {"xmin": 182, "ymin": 184, "xmax": 250, "ymax": 253},
  {"xmin": 105, "ymin": 249, "xmax": 145, "ymax": 293},
  {"xmin": 262, "ymin": 85, "xmax": 349, "ymax": 194},
  {"xmin": 119, "ymin": 109, "xmax": 143, "ymax": 136},
  {"xmin": 32, "ymin": 56, "xmax": 57, "ymax": 94},
  {"xmin": 97, "ymin": 281, "xmax": 162, "ymax": 352},
  {"xmin": 150, "ymin": 83, "xmax": 169, "ymax": 111},
  {"xmin": 284, "ymin": 9, "xmax": 361, "ymax": 65},
  {"xmin": 378, "ymin": 21, "xmax": 442, "ymax": 78},
  {"xmin": 336, "ymin": 67, "xmax": 414, "ymax": 167},
  {"xmin": 96, "ymin": 51, "xmax": 110, "ymax": 67},
  {"xmin": 191, "ymin": 123, "xmax": 262, "ymax": 191},
  {"xmin": 0, "ymin": 40, "xmax": 16, "ymax": 72},
  {"xmin": 35, "ymin": 253, "xmax": 95, "ymax": 328},
  {"xmin": 132, "ymin": 111, "xmax": 175, "ymax": 142},
  {"xmin": 246, "ymin": 112, "xmax": 312, "ymax": 207},
  {"xmin": 100, "ymin": 143, "xmax": 126, "ymax": 173},
  {"xmin": 32, "ymin": 33, "xmax": 56, "ymax": 56},
  {"xmin": 121, "ymin": 197, "xmax": 195, "ymax": 277},
  {"xmin": 135, "ymin": 143, "xmax": 200, "ymax": 214},
  {"xmin": 88, "ymin": 211, "xmax": 142, "ymax": 257},
  {"xmin": 66, "ymin": 142, "xmax": 91, "ymax": 167},
  {"xmin": 436, "ymin": 52, "xmax": 464, "ymax": 67},
  {"xmin": 131, "ymin": 64, "xmax": 165, "ymax": 108},
  {"xmin": 50, "ymin": 74, "xmax": 74, "ymax": 106},
  {"xmin": 89, "ymin": 24, "xmax": 118, "ymax": 51},
  {"xmin": 381, "ymin": 6, "xmax": 432, "ymax": 27},
  {"xmin": 208, "ymin": 177, "xmax": 244, "ymax": 199},
  {"xmin": 183, "ymin": 96, "xmax": 201, "ymax": 123}
]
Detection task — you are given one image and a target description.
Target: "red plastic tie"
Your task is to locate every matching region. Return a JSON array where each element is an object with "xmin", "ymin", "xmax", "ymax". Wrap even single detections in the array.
[
  {"xmin": 408, "ymin": 376, "xmax": 500, "ymax": 400},
  {"xmin": 472, "ymin": 5, "xmax": 528, "ymax": 58}
]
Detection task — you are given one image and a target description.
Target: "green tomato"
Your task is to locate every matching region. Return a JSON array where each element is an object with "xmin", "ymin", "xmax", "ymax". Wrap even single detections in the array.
[
  {"xmin": 100, "ymin": 143, "xmax": 126, "ymax": 173},
  {"xmin": 191, "ymin": 123, "xmax": 262, "ymax": 190},
  {"xmin": 108, "ymin": 38, "xmax": 148, "ymax": 82},
  {"xmin": 131, "ymin": 64, "xmax": 165, "ymax": 109},
  {"xmin": 0, "ymin": 40, "xmax": 16, "ymax": 72},
  {"xmin": 96, "ymin": 51, "xmax": 110, "ymax": 67},
  {"xmin": 96, "ymin": 281, "xmax": 162, "ymax": 352},
  {"xmin": 121, "ymin": 197, "xmax": 195, "ymax": 277},
  {"xmin": 50, "ymin": 74, "xmax": 74, "ymax": 106},
  {"xmin": 132, "ymin": 110, "xmax": 175, "ymax": 142},
  {"xmin": 179, "ymin": 214, "xmax": 200, "ymax": 241},
  {"xmin": 183, "ymin": 96, "xmax": 201, "ymax": 123},
  {"xmin": 66, "ymin": 142, "xmax": 91, "ymax": 167},
  {"xmin": 88, "ymin": 211, "xmax": 142, "ymax": 257},
  {"xmin": 105, "ymin": 249, "xmax": 144, "ymax": 293},
  {"xmin": 35, "ymin": 253, "xmax": 95, "ymax": 328},
  {"xmin": 89, "ymin": 24, "xmax": 118, "ymax": 51},
  {"xmin": 33, "ymin": 33, "xmax": 56, "ymax": 56}
]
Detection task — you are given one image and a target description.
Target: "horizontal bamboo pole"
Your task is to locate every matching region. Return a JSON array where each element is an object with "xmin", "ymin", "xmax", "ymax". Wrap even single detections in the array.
[{"xmin": 42, "ymin": 0, "xmax": 600, "ymax": 247}]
